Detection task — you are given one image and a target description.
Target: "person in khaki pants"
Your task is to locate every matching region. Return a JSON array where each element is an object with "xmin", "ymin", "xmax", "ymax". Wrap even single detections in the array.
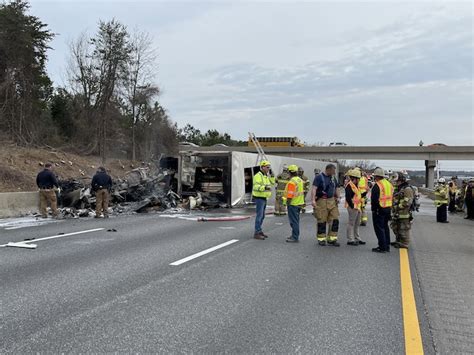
[
  {"xmin": 311, "ymin": 164, "xmax": 340, "ymax": 247},
  {"xmin": 36, "ymin": 163, "xmax": 60, "ymax": 218},
  {"xmin": 91, "ymin": 167, "xmax": 113, "ymax": 218},
  {"xmin": 345, "ymin": 169, "xmax": 366, "ymax": 246}
]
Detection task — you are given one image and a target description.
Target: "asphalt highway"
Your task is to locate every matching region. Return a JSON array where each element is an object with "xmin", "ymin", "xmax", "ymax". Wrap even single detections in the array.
[{"xmin": 0, "ymin": 197, "xmax": 472, "ymax": 353}]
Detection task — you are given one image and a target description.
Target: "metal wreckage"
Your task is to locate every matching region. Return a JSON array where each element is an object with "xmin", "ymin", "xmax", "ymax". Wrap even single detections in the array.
[{"xmin": 54, "ymin": 151, "xmax": 332, "ymax": 219}]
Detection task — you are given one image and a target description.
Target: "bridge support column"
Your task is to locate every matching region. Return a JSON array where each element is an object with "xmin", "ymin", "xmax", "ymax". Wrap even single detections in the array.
[{"xmin": 425, "ymin": 160, "xmax": 436, "ymax": 189}]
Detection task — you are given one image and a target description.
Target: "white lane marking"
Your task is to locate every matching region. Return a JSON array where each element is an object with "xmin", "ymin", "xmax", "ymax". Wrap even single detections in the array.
[
  {"xmin": 0, "ymin": 228, "xmax": 105, "ymax": 248},
  {"xmin": 170, "ymin": 239, "xmax": 239, "ymax": 266},
  {"xmin": 218, "ymin": 227, "xmax": 236, "ymax": 230}
]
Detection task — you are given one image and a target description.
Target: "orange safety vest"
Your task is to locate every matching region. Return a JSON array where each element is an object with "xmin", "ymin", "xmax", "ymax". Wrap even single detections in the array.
[
  {"xmin": 345, "ymin": 180, "xmax": 362, "ymax": 210},
  {"xmin": 376, "ymin": 179, "xmax": 393, "ymax": 208}
]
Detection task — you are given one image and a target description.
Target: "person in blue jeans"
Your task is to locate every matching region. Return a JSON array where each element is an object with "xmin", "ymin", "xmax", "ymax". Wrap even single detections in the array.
[
  {"xmin": 252, "ymin": 160, "xmax": 275, "ymax": 240},
  {"xmin": 284, "ymin": 165, "xmax": 305, "ymax": 243}
]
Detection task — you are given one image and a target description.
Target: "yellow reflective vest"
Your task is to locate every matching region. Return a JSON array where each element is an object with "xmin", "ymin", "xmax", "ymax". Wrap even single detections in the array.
[
  {"xmin": 434, "ymin": 185, "xmax": 449, "ymax": 206},
  {"xmin": 376, "ymin": 179, "xmax": 394, "ymax": 208},
  {"xmin": 284, "ymin": 176, "xmax": 305, "ymax": 206},
  {"xmin": 253, "ymin": 171, "xmax": 275, "ymax": 199}
]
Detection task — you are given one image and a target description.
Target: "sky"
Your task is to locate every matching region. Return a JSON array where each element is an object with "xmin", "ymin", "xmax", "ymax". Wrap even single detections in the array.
[{"xmin": 29, "ymin": 0, "xmax": 473, "ymax": 170}]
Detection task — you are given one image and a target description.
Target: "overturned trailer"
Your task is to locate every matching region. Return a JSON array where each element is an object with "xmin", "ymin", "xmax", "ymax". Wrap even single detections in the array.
[{"xmin": 178, "ymin": 150, "xmax": 337, "ymax": 207}]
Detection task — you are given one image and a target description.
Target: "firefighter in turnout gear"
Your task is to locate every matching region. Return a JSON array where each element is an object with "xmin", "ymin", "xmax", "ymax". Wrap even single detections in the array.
[
  {"xmin": 354, "ymin": 167, "xmax": 369, "ymax": 226},
  {"xmin": 434, "ymin": 178, "xmax": 449, "ymax": 223},
  {"xmin": 283, "ymin": 165, "xmax": 305, "ymax": 242},
  {"xmin": 390, "ymin": 172, "xmax": 414, "ymax": 249},
  {"xmin": 311, "ymin": 164, "xmax": 340, "ymax": 247},
  {"xmin": 274, "ymin": 165, "xmax": 290, "ymax": 216},
  {"xmin": 298, "ymin": 166, "xmax": 310, "ymax": 213}
]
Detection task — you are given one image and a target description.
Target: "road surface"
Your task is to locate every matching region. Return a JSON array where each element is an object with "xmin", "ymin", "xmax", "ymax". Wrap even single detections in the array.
[{"xmin": 1, "ymin": 197, "xmax": 472, "ymax": 353}]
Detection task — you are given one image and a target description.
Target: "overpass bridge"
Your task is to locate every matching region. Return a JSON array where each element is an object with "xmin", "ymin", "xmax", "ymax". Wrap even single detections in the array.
[{"xmin": 179, "ymin": 145, "xmax": 474, "ymax": 188}]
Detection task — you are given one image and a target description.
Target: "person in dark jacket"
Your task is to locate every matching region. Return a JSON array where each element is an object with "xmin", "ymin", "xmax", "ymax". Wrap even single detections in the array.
[
  {"xmin": 36, "ymin": 163, "xmax": 59, "ymax": 218},
  {"xmin": 91, "ymin": 167, "xmax": 113, "ymax": 218},
  {"xmin": 465, "ymin": 179, "xmax": 474, "ymax": 220},
  {"xmin": 370, "ymin": 167, "xmax": 394, "ymax": 253}
]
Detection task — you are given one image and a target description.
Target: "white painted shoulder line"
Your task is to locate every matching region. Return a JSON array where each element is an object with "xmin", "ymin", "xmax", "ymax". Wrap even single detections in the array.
[
  {"xmin": 0, "ymin": 228, "xmax": 105, "ymax": 248},
  {"xmin": 170, "ymin": 239, "xmax": 239, "ymax": 266}
]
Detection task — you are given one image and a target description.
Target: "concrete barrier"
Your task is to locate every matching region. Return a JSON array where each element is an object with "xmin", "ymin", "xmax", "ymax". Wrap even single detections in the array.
[
  {"xmin": 0, "ymin": 191, "xmax": 39, "ymax": 218},
  {"xmin": 418, "ymin": 187, "xmax": 435, "ymax": 200}
]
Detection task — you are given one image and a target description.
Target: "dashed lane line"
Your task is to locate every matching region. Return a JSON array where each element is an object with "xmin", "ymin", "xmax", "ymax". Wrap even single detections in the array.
[
  {"xmin": 170, "ymin": 239, "xmax": 239, "ymax": 266},
  {"xmin": 0, "ymin": 228, "xmax": 105, "ymax": 248}
]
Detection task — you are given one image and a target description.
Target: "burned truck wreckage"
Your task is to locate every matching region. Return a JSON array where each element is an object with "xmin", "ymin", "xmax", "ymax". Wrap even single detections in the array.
[
  {"xmin": 178, "ymin": 151, "xmax": 333, "ymax": 207},
  {"xmin": 57, "ymin": 164, "xmax": 181, "ymax": 217},
  {"xmin": 54, "ymin": 151, "xmax": 334, "ymax": 218}
]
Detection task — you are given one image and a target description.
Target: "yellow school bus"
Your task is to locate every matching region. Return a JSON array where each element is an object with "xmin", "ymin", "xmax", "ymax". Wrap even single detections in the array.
[{"xmin": 248, "ymin": 137, "xmax": 304, "ymax": 148}]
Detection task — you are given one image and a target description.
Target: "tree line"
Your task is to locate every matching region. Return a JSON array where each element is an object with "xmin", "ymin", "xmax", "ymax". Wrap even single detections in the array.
[{"xmin": 0, "ymin": 0, "xmax": 237, "ymax": 163}]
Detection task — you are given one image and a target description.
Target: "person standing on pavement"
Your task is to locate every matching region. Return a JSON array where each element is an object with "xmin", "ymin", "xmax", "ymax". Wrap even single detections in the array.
[
  {"xmin": 284, "ymin": 165, "xmax": 305, "ymax": 243},
  {"xmin": 465, "ymin": 179, "xmax": 474, "ymax": 220},
  {"xmin": 390, "ymin": 172, "xmax": 414, "ymax": 249},
  {"xmin": 434, "ymin": 178, "xmax": 449, "ymax": 223},
  {"xmin": 448, "ymin": 181, "xmax": 458, "ymax": 213},
  {"xmin": 36, "ymin": 163, "xmax": 60, "ymax": 218},
  {"xmin": 298, "ymin": 166, "xmax": 310, "ymax": 213},
  {"xmin": 92, "ymin": 167, "xmax": 113, "ymax": 218},
  {"xmin": 311, "ymin": 163, "xmax": 340, "ymax": 247},
  {"xmin": 274, "ymin": 165, "xmax": 290, "ymax": 216},
  {"xmin": 355, "ymin": 167, "xmax": 369, "ymax": 226},
  {"xmin": 345, "ymin": 169, "xmax": 366, "ymax": 246},
  {"xmin": 370, "ymin": 167, "xmax": 393, "ymax": 253},
  {"xmin": 252, "ymin": 160, "xmax": 275, "ymax": 240}
]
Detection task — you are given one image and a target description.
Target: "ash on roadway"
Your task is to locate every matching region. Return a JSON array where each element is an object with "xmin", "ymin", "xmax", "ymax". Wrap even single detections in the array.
[{"xmin": 0, "ymin": 197, "xmax": 472, "ymax": 353}]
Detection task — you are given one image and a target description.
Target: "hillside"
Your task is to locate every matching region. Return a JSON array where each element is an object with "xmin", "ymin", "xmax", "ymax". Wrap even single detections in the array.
[{"xmin": 0, "ymin": 143, "xmax": 139, "ymax": 193}]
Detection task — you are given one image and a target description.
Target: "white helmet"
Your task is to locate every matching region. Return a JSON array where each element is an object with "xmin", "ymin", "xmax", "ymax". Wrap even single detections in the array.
[
  {"xmin": 373, "ymin": 167, "xmax": 385, "ymax": 177},
  {"xmin": 438, "ymin": 178, "xmax": 446, "ymax": 184}
]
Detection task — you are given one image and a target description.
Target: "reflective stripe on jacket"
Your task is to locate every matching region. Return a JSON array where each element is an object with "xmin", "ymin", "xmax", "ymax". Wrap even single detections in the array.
[
  {"xmin": 376, "ymin": 179, "xmax": 393, "ymax": 208},
  {"xmin": 285, "ymin": 176, "xmax": 305, "ymax": 206},
  {"xmin": 358, "ymin": 176, "xmax": 368, "ymax": 194},
  {"xmin": 345, "ymin": 181, "xmax": 362, "ymax": 210},
  {"xmin": 253, "ymin": 171, "xmax": 273, "ymax": 199}
]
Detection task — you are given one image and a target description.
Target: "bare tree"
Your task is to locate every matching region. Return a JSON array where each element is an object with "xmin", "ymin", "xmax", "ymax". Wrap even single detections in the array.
[{"xmin": 122, "ymin": 29, "xmax": 159, "ymax": 161}]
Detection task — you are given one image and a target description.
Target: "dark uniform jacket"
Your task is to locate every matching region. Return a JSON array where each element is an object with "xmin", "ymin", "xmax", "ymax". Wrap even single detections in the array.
[
  {"xmin": 36, "ymin": 169, "xmax": 59, "ymax": 189},
  {"xmin": 91, "ymin": 172, "xmax": 113, "ymax": 191}
]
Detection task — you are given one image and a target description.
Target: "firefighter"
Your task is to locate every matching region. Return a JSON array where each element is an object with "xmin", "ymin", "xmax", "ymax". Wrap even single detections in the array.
[
  {"xmin": 371, "ymin": 167, "xmax": 393, "ymax": 253},
  {"xmin": 92, "ymin": 167, "xmax": 113, "ymax": 218},
  {"xmin": 298, "ymin": 166, "xmax": 310, "ymax": 213},
  {"xmin": 448, "ymin": 181, "xmax": 458, "ymax": 213},
  {"xmin": 354, "ymin": 167, "xmax": 369, "ymax": 226},
  {"xmin": 434, "ymin": 178, "xmax": 449, "ymax": 223},
  {"xmin": 252, "ymin": 160, "xmax": 275, "ymax": 240},
  {"xmin": 283, "ymin": 165, "xmax": 305, "ymax": 242},
  {"xmin": 36, "ymin": 163, "xmax": 60, "ymax": 218},
  {"xmin": 465, "ymin": 179, "xmax": 474, "ymax": 220},
  {"xmin": 274, "ymin": 165, "xmax": 290, "ymax": 216},
  {"xmin": 345, "ymin": 169, "xmax": 365, "ymax": 246},
  {"xmin": 311, "ymin": 164, "xmax": 340, "ymax": 247},
  {"xmin": 390, "ymin": 172, "xmax": 414, "ymax": 249}
]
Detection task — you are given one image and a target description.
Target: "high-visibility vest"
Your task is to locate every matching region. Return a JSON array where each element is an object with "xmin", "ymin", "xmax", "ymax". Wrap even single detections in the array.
[
  {"xmin": 345, "ymin": 181, "xmax": 361, "ymax": 210},
  {"xmin": 252, "ymin": 171, "xmax": 273, "ymax": 199},
  {"xmin": 376, "ymin": 179, "xmax": 393, "ymax": 208},
  {"xmin": 284, "ymin": 176, "xmax": 305, "ymax": 206},
  {"xmin": 358, "ymin": 176, "xmax": 368, "ymax": 194},
  {"xmin": 434, "ymin": 185, "xmax": 448, "ymax": 206}
]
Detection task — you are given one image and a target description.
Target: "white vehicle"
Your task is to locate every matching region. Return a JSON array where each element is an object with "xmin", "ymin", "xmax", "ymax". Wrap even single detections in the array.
[
  {"xmin": 328, "ymin": 142, "xmax": 348, "ymax": 147},
  {"xmin": 179, "ymin": 141, "xmax": 200, "ymax": 147}
]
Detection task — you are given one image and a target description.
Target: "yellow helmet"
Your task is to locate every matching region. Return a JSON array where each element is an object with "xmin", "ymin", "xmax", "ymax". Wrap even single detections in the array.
[
  {"xmin": 347, "ymin": 169, "xmax": 361, "ymax": 178},
  {"xmin": 260, "ymin": 160, "xmax": 271, "ymax": 167},
  {"xmin": 288, "ymin": 164, "xmax": 298, "ymax": 172}
]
